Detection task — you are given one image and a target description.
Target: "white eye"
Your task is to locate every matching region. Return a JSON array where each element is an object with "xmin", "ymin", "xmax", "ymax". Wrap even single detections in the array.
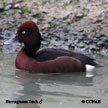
[{"xmin": 22, "ymin": 31, "xmax": 26, "ymax": 35}]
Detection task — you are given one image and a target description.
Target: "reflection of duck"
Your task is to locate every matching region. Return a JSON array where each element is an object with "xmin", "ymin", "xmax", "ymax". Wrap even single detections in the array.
[
  {"xmin": 1, "ymin": 21, "xmax": 103, "ymax": 73},
  {"xmin": 15, "ymin": 70, "xmax": 94, "ymax": 108},
  {"xmin": 15, "ymin": 77, "xmax": 42, "ymax": 108}
]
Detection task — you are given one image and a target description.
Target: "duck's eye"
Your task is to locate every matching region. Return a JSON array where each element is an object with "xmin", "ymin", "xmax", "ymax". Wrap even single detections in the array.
[{"xmin": 22, "ymin": 31, "xmax": 26, "ymax": 35}]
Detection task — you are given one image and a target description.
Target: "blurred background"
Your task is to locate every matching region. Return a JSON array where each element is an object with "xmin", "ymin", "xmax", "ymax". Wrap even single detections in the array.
[{"xmin": 0, "ymin": 0, "xmax": 108, "ymax": 55}]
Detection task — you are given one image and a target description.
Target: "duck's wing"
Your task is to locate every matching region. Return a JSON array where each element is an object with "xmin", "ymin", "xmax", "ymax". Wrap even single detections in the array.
[
  {"xmin": 35, "ymin": 48, "xmax": 100, "ymax": 67},
  {"xmin": 35, "ymin": 48, "xmax": 72, "ymax": 61}
]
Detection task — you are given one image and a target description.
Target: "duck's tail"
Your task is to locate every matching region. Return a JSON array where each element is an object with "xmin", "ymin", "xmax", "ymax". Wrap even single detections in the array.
[{"xmin": 94, "ymin": 62, "xmax": 105, "ymax": 67}]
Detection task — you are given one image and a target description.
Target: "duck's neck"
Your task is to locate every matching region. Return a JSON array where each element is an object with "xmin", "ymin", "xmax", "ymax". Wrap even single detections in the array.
[
  {"xmin": 23, "ymin": 46, "xmax": 39, "ymax": 57},
  {"xmin": 22, "ymin": 38, "xmax": 41, "ymax": 57}
]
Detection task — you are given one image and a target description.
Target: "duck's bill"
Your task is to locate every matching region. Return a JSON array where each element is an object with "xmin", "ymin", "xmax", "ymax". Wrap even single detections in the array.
[{"xmin": 3, "ymin": 34, "xmax": 18, "ymax": 45}]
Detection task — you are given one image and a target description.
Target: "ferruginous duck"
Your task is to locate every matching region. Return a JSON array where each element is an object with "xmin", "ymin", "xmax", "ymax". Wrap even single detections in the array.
[{"xmin": 0, "ymin": 21, "xmax": 103, "ymax": 73}]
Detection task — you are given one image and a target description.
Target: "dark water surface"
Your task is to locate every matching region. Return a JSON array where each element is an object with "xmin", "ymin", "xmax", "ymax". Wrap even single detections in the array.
[{"xmin": 0, "ymin": 52, "xmax": 108, "ymax": 108}]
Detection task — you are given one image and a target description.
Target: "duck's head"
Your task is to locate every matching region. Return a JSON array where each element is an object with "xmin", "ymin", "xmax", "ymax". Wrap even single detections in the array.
[{"xmin": 2, "ymin": 21, "xmax": 42, "ymax": 55}]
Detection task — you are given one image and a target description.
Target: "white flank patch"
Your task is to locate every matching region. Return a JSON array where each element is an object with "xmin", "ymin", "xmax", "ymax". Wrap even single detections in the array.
[
  {"xmin": 85, "ymin": 64, "xmax": 95, "ymax": 72},
  {"xmin": 85, "ymin": 64, "xmax": 95, "ymax": 77}
]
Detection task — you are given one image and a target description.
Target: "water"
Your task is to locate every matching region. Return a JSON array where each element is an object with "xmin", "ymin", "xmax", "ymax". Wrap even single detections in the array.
[{"xmin": 0, "ymin": 50, "xmax": 108, "ymax": 108}]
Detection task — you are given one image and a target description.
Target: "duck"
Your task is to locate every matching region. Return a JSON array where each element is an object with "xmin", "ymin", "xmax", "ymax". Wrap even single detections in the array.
[{"xmin": 0, "ymin": 21, "xmax": 103, "ymax": 73}]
